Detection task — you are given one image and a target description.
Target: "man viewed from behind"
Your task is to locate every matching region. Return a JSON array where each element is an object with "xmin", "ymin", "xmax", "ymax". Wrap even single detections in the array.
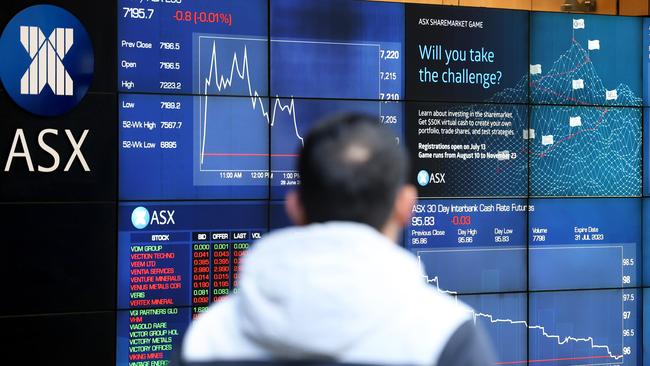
[{"xmin": 182, "ymin": 113, "xmax": 495, "ymax": 366}]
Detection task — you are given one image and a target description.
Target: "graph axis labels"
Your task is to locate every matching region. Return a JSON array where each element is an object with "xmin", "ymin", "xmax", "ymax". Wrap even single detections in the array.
[{"xmin": 193, "ymin": 34, "xmax": 397, "ymax": 193}]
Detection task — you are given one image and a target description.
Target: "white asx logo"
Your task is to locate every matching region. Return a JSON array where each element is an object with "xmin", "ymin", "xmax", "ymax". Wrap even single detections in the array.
[
  {"xmin": 20, "ymin": 26, "xmax": 74, "ymax": 96},
  {"xmin": 0, "ymin": 4, "xmax": 93, "ymax": 116}
]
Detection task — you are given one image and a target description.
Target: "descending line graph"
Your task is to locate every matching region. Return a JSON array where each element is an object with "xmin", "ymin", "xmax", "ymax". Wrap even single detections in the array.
[
  {"xmin": 193, "ymin": 35, "xmax": 400, "ymax": 189},
  {"xmin": 417, "ymin": 246, "xmax": 637, "ymax": 365},
  {"xmin": 421, "ymin": 270, "xmax": 606, "ymax": 363},
  {"xmin": 197, "ymin": 36, "xmax": 304, "ymax": 169},
  {"xmin": 422, "ymin": 264, "xmax": 623, "ymax": 363},
  {"xmin": 416, "ymin": 247, "xmax": 527, "ymax": 294}
]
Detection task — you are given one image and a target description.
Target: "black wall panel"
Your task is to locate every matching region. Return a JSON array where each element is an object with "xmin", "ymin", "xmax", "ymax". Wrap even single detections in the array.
[
  {"xmin": 0, "ymin": 311, "xmax": 116, "ymax": 365},
  {"xmin": 0, "ymin": 203, "xmax": 116, "ymax": 315}
]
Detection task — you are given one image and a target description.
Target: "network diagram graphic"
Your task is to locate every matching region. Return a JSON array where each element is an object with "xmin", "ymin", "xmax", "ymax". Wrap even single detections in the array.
[
  {"xmin": 479, "ymin": 15, "xmax": 641, "ymax": 198},
  {"xmin": 528, "ymin": 16, "xmax": 641, "ymax": 197}
]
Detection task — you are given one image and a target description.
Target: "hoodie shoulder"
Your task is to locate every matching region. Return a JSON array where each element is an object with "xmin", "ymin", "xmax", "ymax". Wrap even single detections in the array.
[{"xmin": 183, "ymin": 223, "xmax": 480, "ymax": 365}]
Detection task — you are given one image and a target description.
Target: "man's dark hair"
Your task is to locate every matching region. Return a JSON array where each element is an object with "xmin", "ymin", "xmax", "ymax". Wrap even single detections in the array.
[{"xmin": 297, "ymin": 112, "xmax": 409, "ymax": 230}]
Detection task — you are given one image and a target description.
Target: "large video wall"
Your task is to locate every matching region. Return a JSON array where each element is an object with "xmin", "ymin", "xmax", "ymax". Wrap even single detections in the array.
[
  {"xmin": 115, "ymin": 1, "xmax": 648, "ymax": 364},
  {"xmin": 0, "ymin": 0, "xmax": 649, "ymax": 365}
]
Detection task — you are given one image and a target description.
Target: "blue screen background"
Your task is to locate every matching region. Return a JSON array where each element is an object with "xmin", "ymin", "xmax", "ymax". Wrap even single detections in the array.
[{"xmin": 116, "ymin": 2, "xmax": 646, "ymax": 366}]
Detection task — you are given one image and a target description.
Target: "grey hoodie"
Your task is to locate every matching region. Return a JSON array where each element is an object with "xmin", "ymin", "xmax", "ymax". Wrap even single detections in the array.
[{"xmin": 182, "ymin": 222, "xmax": 494, "ymax": 366}]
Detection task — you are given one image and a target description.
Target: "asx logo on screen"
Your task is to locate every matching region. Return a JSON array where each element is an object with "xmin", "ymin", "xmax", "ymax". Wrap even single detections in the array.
[
  {"xmin": 132, "ymin": 207, "xmax": 176, "ymax": 230},
  {"xmin": 417, "ymin": 170, "xmax": 446, "ymax": 187},
  {"xmin": 0, "ymin": 5, "xmax": 94, "ymax": 174},
  {"xmin": 0, "ymin": 4, "xmax": 93, "ymax": 116}
]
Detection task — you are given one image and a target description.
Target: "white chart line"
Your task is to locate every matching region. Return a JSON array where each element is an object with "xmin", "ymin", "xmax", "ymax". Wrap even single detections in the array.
[
  {"xmin": 197, "ymin": 36, "xmax": 381, "ymax": 170},
  {"xmin": 417, "ymin": 245, "xmax": 626, "ymax": 362}
]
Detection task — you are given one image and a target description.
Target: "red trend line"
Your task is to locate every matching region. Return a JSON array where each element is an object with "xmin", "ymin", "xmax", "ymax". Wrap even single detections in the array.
[
  {"xmin": 493, "ymin": 39, "xmax": 609, "ymax": 172},
  {"xmin": 530, "ymin": 85, "xmax": 606, "ymax": 109},
  {"xmin": 530, "ymin": 39, "xmax": 590, "ymax": 87},
  {"xmin": 497, "ymin": 108, "xmax": 609, "ymax": 171},
  {"xmin": 528, "ymin": 39, "xmax": 594, "ymax": 107},
  {"xmin": 494, "ymin": 147, "xmax": 526, "ymax": 174},
  {"xmin": 528, "ymin": 108, "xmax": 609, "ymax": 158},
  {"xmin": 523, "ymin": 39, "xmax": 610, "ymax": 159},
  {"xmin": 495, "ymin": 355, "xmax": 622, "ymax": 365},
  {"xmin": 202, "ymin": 153, "xmax": 299, "ymax": 157}
]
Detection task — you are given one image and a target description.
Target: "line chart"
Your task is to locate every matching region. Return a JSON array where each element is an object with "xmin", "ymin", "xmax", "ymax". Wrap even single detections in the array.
[
  {"xmin": 193, "ymin": 34, "xmax": 402, "ymax": 191},
  {"xmin": 421, "ymin": 259, "xmax": 633, "ymax": 365},
  {"xmin": 408, "ymin": 198, "xmax": 641, "ymax": 365},
  {"xmin": 196, "ymin": 36, "xmax": 301, "ymax": 171}
]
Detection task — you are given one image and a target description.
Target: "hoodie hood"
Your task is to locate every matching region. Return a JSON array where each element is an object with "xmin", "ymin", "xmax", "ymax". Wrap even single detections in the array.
[{"xmin": 236, "ymin": 222, "xmax": 425, "ymax": 359}]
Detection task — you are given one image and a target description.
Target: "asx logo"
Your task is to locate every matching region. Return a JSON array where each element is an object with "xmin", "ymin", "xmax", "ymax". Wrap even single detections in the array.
[
  {"xmin": 0, "ymin": 5, "xmax": 94, "ymax": 173},
  {"xmin": 417, "ymin": 170, "xmax": 446, "ymax": 187},
  {"xmin": 132, "ymin": 207, "xmax": 176, "ymax": 230},
  {"xmin": 19, "ymin": 26, "xmax": 74, "ymax": 96},
  {"xmin": 0, "ymin": 5, "xmax": 93, "ymax": 116}
]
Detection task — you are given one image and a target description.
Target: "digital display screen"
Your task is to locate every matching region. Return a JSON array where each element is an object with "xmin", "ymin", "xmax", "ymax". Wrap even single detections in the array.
[
  {"xmin": 400, "ymin": 7, "xmax": 643, "ymax": 366},
  {"xmin": 116, "ymin": 307, "xmax": 190, "ymax": 366},
  {"xmin": 407, "ymin": 198, "xmax": 642, "ymax": 365},
  {"xmin": 643, "ymin": 107, "xmax": 650, "ymax": 196},
  {"xmin": 271, "ymin": 0, "xmax": 403, "ymax": 100},
  {"xmin": 405, "ymin": 5, "xmax": 529, "ymax": 103},
  {"xmin": 530, "ymin": 13, "xmax": 642, "ymax": 107},
  {"xmin": 529, "ymin": 199, "xmax": 641, "ymax": 290},
  {"xmin": 116, "ymin": 2, "xmax": 646, "ymax": 365},
  {"xmin": 643, "ymin": 290, "xmax": 650, "ymax": 366},
  {"xmin": 529, "ymin": 106, "xmax": 641, "ymax": 197},
  {"xmin": 118, "ymin": 0, "xmax": 267, "ymax": 95},
  {"xmin": 528, "ymin": 289, "xmax": 641, "ymax": 365},
  {"xmin": 449, "ymin": 290, "xmax": 641, "ymax": 365},
  {"xmin": 406, "ymin": 103, "xmax": 528, "ymax": 197},
  {"xmin": 638, "ymin": 19, "xmax": 649, "ymax": 199},
  {"xmin": 116, "ymin": 201, "xmax": 267, "ymax": 365},
  {"xmin": 460, "ymin": 293, "xmax": 528, "ymax": 363},
  {"xmin": 118, "ymin": 201, "xmax": 267, "ymax": 309},
  {"xmin": 118, "ymin": 0, "xmax": 269, "ymax": 200},
  {"xmin": 251, "ymin": 0, "xmax": 406, "ymax": 200},
  {"xmin": 270, "ymin": 99, "xmax": 402, "ymax": 198},
  {"xmin": 406, "ymin": 199, "xmax": 528, "ymax": 294},
  {"xmin": 118, "ymin": 0, "xmax": 404, "ymax": 200},
  {"xmin": 119, "ymin": 94, "xmax": 271, "ymax": 200},
  {"xmin": 641, "ymin": 197, "xmax": 650, "ymax": 286}
]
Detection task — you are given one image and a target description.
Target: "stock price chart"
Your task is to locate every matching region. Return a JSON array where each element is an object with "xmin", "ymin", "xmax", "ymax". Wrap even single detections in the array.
[
  {"xmin": 118, "ymin": 0, "xmax": 269, "ymax": 199},
  {"xmin": 117, "ymin": 1, "xmax": 646, "ymax": 366},
  {"xmin": 118, "ymin": 0, "xmax": 404, "ymax": 200},
  {"xmin": 406, "ymin": 198, "xmax": 641, "ymax": 365}
]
